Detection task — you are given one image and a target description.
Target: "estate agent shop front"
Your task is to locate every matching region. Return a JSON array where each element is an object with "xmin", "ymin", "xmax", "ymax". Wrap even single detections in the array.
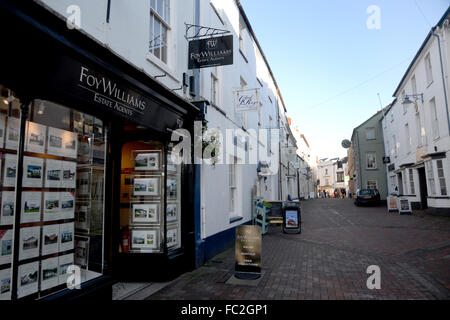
[{"xmin": 0, "ymin": 1, "xmax": 199, "ymax": 300}]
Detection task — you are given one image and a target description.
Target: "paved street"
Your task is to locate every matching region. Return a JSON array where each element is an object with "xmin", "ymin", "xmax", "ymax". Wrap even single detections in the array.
[{"xmin": 141, "ymin": 199, "xmax": 450, "ymax": 300}]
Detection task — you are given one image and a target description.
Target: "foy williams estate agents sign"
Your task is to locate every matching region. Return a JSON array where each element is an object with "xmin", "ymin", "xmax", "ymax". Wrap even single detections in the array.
[{"xmin": 188, "ymin": 35, "xmax": 233, "ymax": 69}]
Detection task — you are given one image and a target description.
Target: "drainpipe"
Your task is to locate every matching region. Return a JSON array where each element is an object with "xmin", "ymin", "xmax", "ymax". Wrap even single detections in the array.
[
  {"xmin": 432, "ymin": 25, "xmax": 450, "ymax": 138},
  {"xmin": 193, "ymin": 0, "xmax": 203, "ymax": 268}
]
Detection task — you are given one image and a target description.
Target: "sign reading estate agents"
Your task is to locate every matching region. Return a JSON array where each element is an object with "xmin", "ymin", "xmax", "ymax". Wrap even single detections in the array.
[
  {"xmin": 235, "ymin": 225, "xmax": 261, "ymax": 274},
  {"xmin": 188, "ymin": 35, "xmax": 233, "ymax": 69}
]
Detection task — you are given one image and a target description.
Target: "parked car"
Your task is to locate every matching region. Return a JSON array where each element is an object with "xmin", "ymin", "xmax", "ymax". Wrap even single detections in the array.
[{"xmin": 354, "ymin": 189, "xmax": 381, "ymax": 206}]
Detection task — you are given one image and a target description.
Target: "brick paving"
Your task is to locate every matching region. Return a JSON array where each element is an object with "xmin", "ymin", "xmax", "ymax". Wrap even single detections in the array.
[{"xmin": 144, "ymin": 199, "xmax": 450, "ymax": 300}]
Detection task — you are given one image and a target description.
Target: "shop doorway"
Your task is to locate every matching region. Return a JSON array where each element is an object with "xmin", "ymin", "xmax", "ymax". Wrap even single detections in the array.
[{"xmin": 417, "ymin": 167, "xmax": 428, "ymax": 209}]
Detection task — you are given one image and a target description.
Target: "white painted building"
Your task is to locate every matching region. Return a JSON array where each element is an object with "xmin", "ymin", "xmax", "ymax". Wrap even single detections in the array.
[
  {"xmin": 381, "ymin": 8, "xmax": 450, "ymax": 215},
  {"xmin": 35, "ymin": 0, "xmax": 297, "ymax": 265},
  {"xmin": 317, "ymin": 157, "xmax": 348, "ymax": 197}
]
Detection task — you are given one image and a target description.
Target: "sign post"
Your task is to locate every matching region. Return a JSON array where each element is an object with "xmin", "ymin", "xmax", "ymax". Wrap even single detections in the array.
[{"xmin": 235, "ymin": 225, "xmax": 261, "ymax": 280}]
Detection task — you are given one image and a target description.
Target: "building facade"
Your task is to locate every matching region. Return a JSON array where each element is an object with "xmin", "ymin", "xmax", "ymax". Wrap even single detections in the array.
[
  {"xmin": 0, "ymin": 0, "xmax": 298, "ymax": 300},
  {"xmin": 351, "ymin": 110, "xmax": 388, "ymax": 200},
  {"xmin": 381, "ymin": 8, "xmax": 450, "ymax": 214}
]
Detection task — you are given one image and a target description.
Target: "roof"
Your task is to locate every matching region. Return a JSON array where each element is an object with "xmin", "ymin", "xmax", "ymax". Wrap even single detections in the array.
[
  {"xmin": 350, "ymin": 108, "xmax": 385, "ymax": 142},
  {"xmin": 392, "ymin": 6, "xmax": 450, "ymax": 97},
  {"xmin": 236, "ymin": 0, "xmax": 287, "ymax": 113}
]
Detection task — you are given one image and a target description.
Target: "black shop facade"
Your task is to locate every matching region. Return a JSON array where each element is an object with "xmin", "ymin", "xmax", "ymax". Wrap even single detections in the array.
[{"xmin": 0, "ymin": 1, "xmax": 199, "ymax": 300}]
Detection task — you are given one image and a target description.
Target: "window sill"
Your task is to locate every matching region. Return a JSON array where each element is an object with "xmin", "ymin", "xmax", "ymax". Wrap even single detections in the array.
[
  {"xmin": 145, "ymin": 53, "xmax": 179, "ymax": 83},
  {"xmin": 240, "ymin": 49, "xmax": 248, "ymax": 63},
  {"xmin": 229, "ymin": 216, "xmax": 243, "ymax": 224}
]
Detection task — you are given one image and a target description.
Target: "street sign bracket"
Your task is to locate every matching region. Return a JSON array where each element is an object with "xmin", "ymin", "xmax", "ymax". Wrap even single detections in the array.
[{"xmin": 185, "ymin": 23, "xmax": 230, "ymax": 40}]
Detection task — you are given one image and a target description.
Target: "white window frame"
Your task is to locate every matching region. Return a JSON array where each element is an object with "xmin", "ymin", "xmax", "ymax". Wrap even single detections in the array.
[
  {"xmin": 436, "ymin": 159, "xmax": 447, "ymax": 196},
  {"xmin": 405, "ymin": 123, "xmax": 411, "ymax": 153},
  {"xmin": 149, "ymin": 0, "xmax": 171, "ymax": 65},
  {"xmin": 366, "ymin": 152, "xmax": 377, "ymax": 170},
  {"xmin": 425, "ymin": 53, "xmax": 433, "ymax": 86},
  {"xmin": 430, "ymin": 98, "xmax": 439, "ymax": 140},
  {"xmin": 415, "ymin": 112, "xmax": 423, "ymax": 147},
  {"xmin": 239, "ymin": 15, "xmax": 246, "ymax": 57},
  {"xmin": 366, "ymin": 127, "xmax": 376, "ymax": 140}
]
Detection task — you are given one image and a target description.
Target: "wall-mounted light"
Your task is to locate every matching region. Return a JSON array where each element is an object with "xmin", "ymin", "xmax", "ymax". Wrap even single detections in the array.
[{"xmin": 402, "ymin": 93, "xmax": 424, "ymax": 105}]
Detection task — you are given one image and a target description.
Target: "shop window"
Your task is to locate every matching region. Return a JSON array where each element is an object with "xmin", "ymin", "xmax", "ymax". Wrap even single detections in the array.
[
  {"xmin": 120, "ymin": 141, "xmax": 181, "ymax": 253},
  {"xmin": 0, "ymin": 85, "xmax": 21, "ymax": 301},
  {"xmin": 409, "ymin": 169, "xmax": 415, "ymax": 194},
  {"xmin": 367, "ymin": 180, "xmax": 377, "ymax": 190},
  {"xmin": 436, "ymin": 160, "xmax": 447, "ymax": 196},
  {"xmin": 0, "ymin": 97, "xmax": 107, "ymax": 300}
]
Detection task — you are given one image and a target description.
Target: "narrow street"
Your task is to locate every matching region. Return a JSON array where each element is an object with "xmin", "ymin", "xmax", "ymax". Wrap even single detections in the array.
[{"xmin": 138, "ymin": 199, "xmax": 450, "ymax": 300}]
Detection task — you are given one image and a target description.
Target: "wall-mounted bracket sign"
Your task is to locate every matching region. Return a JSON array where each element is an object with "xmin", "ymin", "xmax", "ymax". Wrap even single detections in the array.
[
  {"xmin": 235, "ymin": 88, "xmax": 259, "ymax": 112},
  {"xmin": 188, "ymin": 35, "xmax": 233, "ymax": 69},
  {"xmin": 235, "ymin": 225, "xmax": 261, "ymax": 280}
]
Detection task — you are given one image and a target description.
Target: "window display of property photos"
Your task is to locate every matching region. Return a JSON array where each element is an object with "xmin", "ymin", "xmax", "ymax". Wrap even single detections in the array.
[
  {"xmin": 121, "ymin": 141, "xmax": 182, "ymax": 253},
  {"xmin": 166, "ymin": 146, "xmax": 181, "ymax": 251},
  {"xmin": 0, "ymin": 84, "xmax": 21, "ymax": 300},
  {"xmin": 0, "ymin": 99, "xmax": 107, "ymax": 300}
]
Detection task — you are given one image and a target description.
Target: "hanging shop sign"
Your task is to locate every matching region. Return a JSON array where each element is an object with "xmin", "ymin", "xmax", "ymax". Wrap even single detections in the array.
[
  {"xmin": 282, "ymin": 146, "xmax": 297, "ymax": 163},
  {"xmin": 235, "ymin": 88, "xmax": 259, "ymax": 112},
  {"xmin": 188, "ymin": 35, "xmax": 233, "ymax": 69},
  {"xmin": 235, "ymin": 225, "xmax": 261, "ymax": 278}
]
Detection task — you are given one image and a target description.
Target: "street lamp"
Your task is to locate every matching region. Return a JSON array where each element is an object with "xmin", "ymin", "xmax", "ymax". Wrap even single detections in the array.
[{"xmin": 402, "ymin": 93, "xmax": 424, "ymax": 105}]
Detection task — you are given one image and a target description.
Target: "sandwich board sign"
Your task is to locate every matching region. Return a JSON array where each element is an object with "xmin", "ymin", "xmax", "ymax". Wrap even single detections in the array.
[
  {"xmin": 398, "ymin": 197, "xmax": 412, "ymax": 214},
  {"xmin": 235, "ymin": 225, "xmax": 261, "ymax": 280},
  {"xmin": 387, "ymin": 196, "xmax": 398, "ymax": 212}
]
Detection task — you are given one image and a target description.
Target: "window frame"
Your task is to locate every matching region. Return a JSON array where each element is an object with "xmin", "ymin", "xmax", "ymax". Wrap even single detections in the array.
[
  {"xmin": 366, "ymin": 152, "xmax": 377, "ymax": 170},
  {"xmin": 149, "ymin": 0, "xmax": 171, "ymax": 65}
]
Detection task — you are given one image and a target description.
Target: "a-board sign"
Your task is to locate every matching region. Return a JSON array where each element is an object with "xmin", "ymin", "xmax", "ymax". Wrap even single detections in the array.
[
  {"xmin": 267, "ymin": 201, "xmax": 283, "ymax": 219},
  {"xmin": 235, "ymin": 225, "xmax": 261, "ymax": 277},
  {"xmin": 283, "ymin": 206, "xmax": 301, "ymax": 234},
  {"xmin": 398, "ymin": 197, "xmax": 412, "ymax": 214},
  {"xmin": 285, "ymin": 210, "xmax": 299, "ymax": 228},
  {"xmin": 387, "ymin": 196, "xmax": 398, "ymax": 212}
]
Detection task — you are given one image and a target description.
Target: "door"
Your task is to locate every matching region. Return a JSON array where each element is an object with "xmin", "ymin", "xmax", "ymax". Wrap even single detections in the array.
[
  {"xmin": 417, "ymin": 167, "xmax": 428, "ymax": 209},
  {"xmin": 397, "ymin": 172, "xmax": 404, "ymax": 195}
]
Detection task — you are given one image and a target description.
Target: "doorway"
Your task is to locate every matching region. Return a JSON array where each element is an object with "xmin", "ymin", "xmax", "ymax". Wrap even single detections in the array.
[
  {"xmin": 417, "ymin": 167, "xmax": 428, "ymax": 209},
  {"xmin": 397, "ymin": 172, "xmax": 404, "ymax": 195}
]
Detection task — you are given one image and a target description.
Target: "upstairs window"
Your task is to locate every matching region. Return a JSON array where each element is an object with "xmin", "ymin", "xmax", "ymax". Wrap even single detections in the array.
[
  {"xmin": 366, "ymin": 152, "xmax": 377, "ymax": 169},
  {"xmin": 425, "ymin": 53, "xmax": 433, "ymax": 85},
  {"xmin": 149, "ymin": 0, "xmax": 170, "ymax": 64},
  {"xmin": 366, "ymin": 127, "xmax": 376, "ymax": 140}
]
